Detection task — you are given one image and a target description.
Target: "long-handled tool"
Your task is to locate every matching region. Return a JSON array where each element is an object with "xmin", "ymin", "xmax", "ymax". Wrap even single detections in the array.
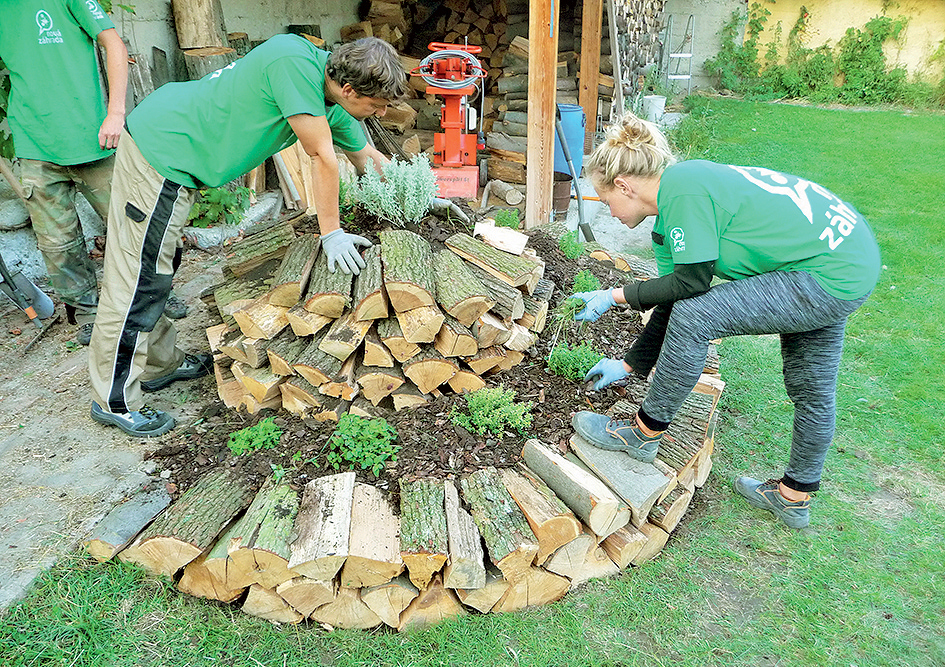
[{"xmin": 554, "ymin": 105, "xmax": 596, "ymax": 243}]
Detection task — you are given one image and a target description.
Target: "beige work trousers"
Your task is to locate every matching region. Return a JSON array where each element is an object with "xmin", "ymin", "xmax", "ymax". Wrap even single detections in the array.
[{"xmin": 88, "ymin": 130, "xmax": 192, "ymax": 413}]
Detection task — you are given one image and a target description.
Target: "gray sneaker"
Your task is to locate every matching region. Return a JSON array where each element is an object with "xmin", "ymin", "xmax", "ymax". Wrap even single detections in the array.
[
  {"xmin": 76, "ymin": 323, "xmax": 94, "ymax": 346},
  {"xmin": 734, "ymin": 477, "xmax": 811, "ymax": 529},
  {"xmin": 164, "ymin": 290, "xmax": 189, "ymax": 319},
  {"xmin": 571, "ymin": 411, "xmax": 662, "ymax": 463},
  {"xmin": 140, "ymin": 352, "xmax": 213, "ymax": 392},
  {"xmin": 90, "ymin": 401, "xmax": 175, "ymax": 437}
]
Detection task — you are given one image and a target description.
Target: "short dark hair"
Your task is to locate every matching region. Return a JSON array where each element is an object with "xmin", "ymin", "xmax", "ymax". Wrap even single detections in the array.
[{"xmin": 326, "ymin": 38, "xmax": 408, "ymax": 100}]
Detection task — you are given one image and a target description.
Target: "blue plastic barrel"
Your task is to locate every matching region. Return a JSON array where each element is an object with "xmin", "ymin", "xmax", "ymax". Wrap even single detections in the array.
[{"xmin": 553, "ymin": 104, "xmax": 586, "ymax": 175}]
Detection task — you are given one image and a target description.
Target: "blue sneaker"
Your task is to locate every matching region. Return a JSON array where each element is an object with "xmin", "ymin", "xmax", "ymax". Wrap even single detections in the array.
[
  {"xmin": 734, "ymin": 477, "xmax": 811, "ymax": 529},
  {"xmin": 571, "ymin": 411, "xmax": 662, "ymax": 463}
]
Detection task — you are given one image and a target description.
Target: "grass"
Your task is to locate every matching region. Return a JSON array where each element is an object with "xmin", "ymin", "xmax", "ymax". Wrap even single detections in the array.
[{"xmin": 2, "ymin": 99, "xmax": 944, "ymax": 666}]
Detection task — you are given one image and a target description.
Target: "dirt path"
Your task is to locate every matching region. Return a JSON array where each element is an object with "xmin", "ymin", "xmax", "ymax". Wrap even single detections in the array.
[{"xmin": 0, "ymin": 249, "xmax": 223, "ymax": 610}]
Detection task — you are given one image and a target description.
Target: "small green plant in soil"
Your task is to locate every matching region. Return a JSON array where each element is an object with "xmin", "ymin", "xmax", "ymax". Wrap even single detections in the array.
[
  {"xmin": 547, "ymin": 341, "xmax": 604, "ymax": 381},
  {"xmin": 558, "ymin": 230, "xmax": 585, "ymax": 259},
  {"xmin": 450, "ymin": 386, "xmax": 533, "ymax": 439},
  {"xmin": 227, "ymin": 417, "xmax": 282, "ymax": 456},
  {"xmin": 493, "ymin": 208, "xmax": 520, "ymax": 229},
  {"xmin": 572, "ymin": 269, "xmax": 601, "ymax": 293},
  {"xmin": 325, "ymin": 413, "xmax": 399, "ymax": 477},
  {"xmin": 187, "ymin": 186, "xmax": 251, "ymax": 228}
]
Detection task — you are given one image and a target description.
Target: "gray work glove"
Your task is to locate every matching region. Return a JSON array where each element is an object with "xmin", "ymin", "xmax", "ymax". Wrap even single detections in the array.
[
  {"xmin": 430, "ymin": 196, "xmax": 470, "ymax": 223},
  {"xmin": 321, "ymin": 228, "xmax": 371, "ymax": 275}
]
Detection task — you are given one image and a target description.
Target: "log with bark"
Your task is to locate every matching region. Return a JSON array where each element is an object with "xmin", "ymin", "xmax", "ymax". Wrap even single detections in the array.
[
  {"xmin": 399, "ymin": 478, "xmax": 449, "ymax": 590},
  {"xmin": 319, "ymin": 354, "xmax": 360, "ymax": 401},
  {"xmin": 648, "ymin": 486, "xmax": 693, "ymax": 534},
  {"xmin": 224, "ymin": 220, "xmax": 295, "ymax": 277},
  {"xmin": 286, "ymin": 305, "xmax": 332, "ymax": 337},
  {"xmin": 233, "ymin": 291, "xmax": 289, "ymax": 340},
  {"xmin": 304, "ymin": 250, "xmax": 354, "ymax": 318},
  {"xmin": 276, "ymin": 576, "xmax": 336, "ymax": 617},
  {"xmin": 340, "ymin": 483, "xmax": 405, "ymax": 588},
  {"xmin": 356, "ymin": 363, "xmax": 405, "ymax": 406},
  {"xmin": 318, "ymin": 311, "xmax": 373, "ymax": 361},
  {"xmin": 396, "ymin": 304, "xmax": 445, "ymax": 344},
  {"xmin": 288, "ymin": 472, "xmax": 355, "ymax": 581},
  {"xmin": 242, "ymin": 583, "xmax": 304, "ymax": 624},
  {"xmin": 392, "ymin": 383, "xmax": 430, "ymax": 411},
  {"xmin": 380, "ymin": 230, "xmax": 436, "ymax": 312},
  {"xmin": 85, "ymin": 485, "xmax": 171, "ymax": 563},
  {"xmin": 361, "ymin": 575, "xmax": 419, "ymax": 628},
  {"xmin": 472, "ymin": 312, "xmax": 512, "ymax": 348},
  {"xmin": 118, "ymin": 468, "xmax": 255, "ymax": 578},
  {"xmin": 631, "ymin": 522, "xmax": 670, "ymax": 566},
  {"xmin": 502, "ymin": 466, "xmax": 583, "ymax": 565},
  {"xmin": 362, "ymin": 327, "xmax": 395, "ymax": 367},
  {"xmin": 266, "ymin": 329, "xmax": 309, "ymax": 375},
  {"xmin": 280, "ymin": 375, "xmax": 324, "ymax": 415},
  {"xmin": 311, "ymin": 586, "xmax": 382, "ymax": 629},
  {"xmin": 376, "ymin": 316, "xmax": 421, "ymax": 363},
  {"xmin": 465, "ymin": 345, "xmax": 508, "ymax": 374},
  {"xmin": 446, "ymin": 233, "xmax": 541, "ymax": 294},
  {"xmin": 443, "ymin": 481, "xmax": 485, "ymax": 590},
  {"xmin": 172, "ymin": 0, "xmax": 227, "ymax": 49},
  {"xmin": 269, "ymin": 234, "xmax": 319, "ymax": 307},
  {"xmin": 433, "ymin": 315, "xmax": 478, "ymax": 357},
  {"xmin": 352, "ymin": 246, "xmax": 390, "ymax": 321},
  {"xmin": 464, "ymin": 262, "xmax": 525, "ymax": 322},
  {"xmin": 401, "ymin": 347, "xmax": 459, "ymax": 394},
  {"xmin": 600, "ymin": 522, "xmax": 648, "ymax": 569},
  {"xmin": 432, "ymin": 250, "xmax": 494, "ymax": 327},
  {"xmin": 291, "ymin": 332, "xmax": 343, "ymax": 387}
]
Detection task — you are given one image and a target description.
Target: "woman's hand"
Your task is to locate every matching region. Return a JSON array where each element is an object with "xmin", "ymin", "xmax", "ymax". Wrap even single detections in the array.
[
  {"xmin": 584, "ymin": 357, "xmax": 632, "ymax": 390},
  {"xmin": 571, "ymin": 289, "xmax": 617, "ymax": 322}
]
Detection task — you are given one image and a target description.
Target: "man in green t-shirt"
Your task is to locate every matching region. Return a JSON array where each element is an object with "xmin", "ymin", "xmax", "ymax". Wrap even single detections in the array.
[
  {"xmin": 0, "ymin": 0, "xmax": 127, "ymax": 344},
  {"xmin": 88, "ymin": 35, "xmax": 408, "ymax": 437}
]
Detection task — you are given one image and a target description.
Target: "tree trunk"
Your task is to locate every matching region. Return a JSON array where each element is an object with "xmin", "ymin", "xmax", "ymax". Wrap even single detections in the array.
[{"xmin": 172, "ymin": 0, "xmax": 228, "ymax": 49}]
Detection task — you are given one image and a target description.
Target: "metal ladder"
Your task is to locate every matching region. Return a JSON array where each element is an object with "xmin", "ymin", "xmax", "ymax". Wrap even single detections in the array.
[{"xmin": 664, "ymin": 14, "xmax": 695, "ymax": 95}]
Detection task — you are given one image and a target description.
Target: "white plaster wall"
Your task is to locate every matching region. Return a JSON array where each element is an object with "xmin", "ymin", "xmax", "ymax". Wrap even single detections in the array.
[{"xmin": 662, "ymin": 0, "xmax": 745, "ymax": 95}]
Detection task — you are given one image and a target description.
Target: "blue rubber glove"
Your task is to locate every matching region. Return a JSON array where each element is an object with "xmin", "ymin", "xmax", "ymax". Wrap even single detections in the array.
[
  {"xmin": 571, "ymin": 289, "xmax": 617, "ymax": 322},
  {"xmin": 321, "ymin": 228, "xmax": 371, "ymax": 275},
  {"xmin": 584, "ymin": 357, "xmax": 631, "ymax": 390}
]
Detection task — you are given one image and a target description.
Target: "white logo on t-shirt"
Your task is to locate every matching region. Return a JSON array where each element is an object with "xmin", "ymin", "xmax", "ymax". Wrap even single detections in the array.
[
  {"xmin": 86, "ymin": 1, "xmax": 106, "ymax": 20},
  {"xmin": 36, "ymin": 10, "xmax": 64, "ymax": 43},
  {"xmin": 670, "ymin": 227, "xmax": 686, "ymax": 252},
  {"xmin": 728, "ymin": 165, "xmax": 815, "ymax": 224}
]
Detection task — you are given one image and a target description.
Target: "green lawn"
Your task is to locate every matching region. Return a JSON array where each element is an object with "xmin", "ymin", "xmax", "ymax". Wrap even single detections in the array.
[{"xmin": 2, "ymin": 99, "xmax": 943, "ymax": 667}]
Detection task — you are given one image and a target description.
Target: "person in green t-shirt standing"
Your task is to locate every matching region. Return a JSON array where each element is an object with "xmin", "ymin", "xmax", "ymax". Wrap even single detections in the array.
[
  {"xmin": 0, "ymin": 0, "xmax": 127, "ymax": 345},
  {"xmin": 567, "ymin": 112, "xmax": 880, "ymax": 529},
  {"xmin": 88, "ymin": 35, "xmax": 409, "ymax": 437}
]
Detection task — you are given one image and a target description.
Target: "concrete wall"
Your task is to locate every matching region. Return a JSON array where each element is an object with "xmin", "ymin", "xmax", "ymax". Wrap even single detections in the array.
[{"xmin": 661, "ymin": 0, "xmax": 744, "ymax": 96}]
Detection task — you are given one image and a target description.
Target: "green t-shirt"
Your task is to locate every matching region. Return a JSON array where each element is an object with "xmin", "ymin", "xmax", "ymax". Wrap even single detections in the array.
[
  {"xmin": 0, "ymin": 0, "xmax": 114, "ymax": 164},
  {"xmin": 653, "ymin": 160, "xmax": 881, "ymax": 300},
  {"xmin": 127, "ymin": 34, "xmax": 367, "ymax": 189}
]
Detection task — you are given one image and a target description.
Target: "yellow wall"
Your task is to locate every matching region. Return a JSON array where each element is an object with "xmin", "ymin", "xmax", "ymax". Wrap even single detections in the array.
[{"xmin": 759, "ymin": 0, "xmax": 945, "ymax": 80}]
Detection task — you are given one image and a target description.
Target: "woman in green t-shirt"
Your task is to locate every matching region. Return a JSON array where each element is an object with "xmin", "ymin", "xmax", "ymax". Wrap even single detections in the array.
[{"xmin": 569, "ymin": 112, "xmax": 880, "ymax": 529}]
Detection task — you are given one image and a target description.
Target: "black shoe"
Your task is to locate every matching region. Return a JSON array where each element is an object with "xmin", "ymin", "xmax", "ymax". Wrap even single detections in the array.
[
  {"xmin": 141, "ymin": 352, "xmax": 213, "ymax": 392},
  {"xmin": 90, "ymin": 401, "xmax": 175, "ymax": 437},
  {"xmin": 164, "ymin": 291, "xmax": 189, "ymax": 319},
  {"xmin": 77, "ymin": 323, "xmax": 94, "ymax": 346}
]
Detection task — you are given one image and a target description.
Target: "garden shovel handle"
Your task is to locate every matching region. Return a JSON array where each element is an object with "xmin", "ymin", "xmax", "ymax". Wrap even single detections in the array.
[{"xmin": 0, "ymin": 157, "xmax": 27, "ymax": 203}]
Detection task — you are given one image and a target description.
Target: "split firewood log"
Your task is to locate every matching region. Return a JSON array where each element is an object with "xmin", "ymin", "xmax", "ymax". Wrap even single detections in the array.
[
  {"xmin": 288, "ymin": 472, "xmax": 355, "ymax": 581},
  {"xmin": 311, "ymin": 397, "xmax": 350, "ymax": 422},
  {"xmin": 433, "ymin": 250, "xmax": 494, "ymax": 327},
  {"xmin": 276, "ymin": 576, "xmax": 336, "ymax": 617},
  {"xmin": 377, "ymin": 316, "xmax": 421, "ymax": 363},
  {"xmin": 177, "ymin": 550, "xmax": 249, "ymax": 604},
  {"xmin": 319, "ymin": 311, "xmax": 372, "ymax": 361},
  {"xmin": 446, "ymin": 369, "xmax": 486, "ymax": 394},
  {"xmin": 311, "ymin": 587, "xmax": 382, "ymax": 630},
  {"xmin": 434, "ymin": 315, "xmax": 478, "ymax": 357},
  {"xmin": 224, "ymin": 477, "xmax": 300, "ymax": 590},
  {"xmin": 319, "ymin": 354, "xmax": 359, "ymax": 401},
  {"xmin": 464, "ymin": 261, "xmax": 525, "ymax": 322},
  {"xmin": 503, "ymin": 321, "xmax": 538, "ymax": 351},
  {"xmin": 233, "ymin": 290, "xmax": 290, "ymax": 340},
  {"xmin": 380, "ymin": 229, "xmax": 436, "ymax": 312},
  {"xmin": 399, "ymin": 478, "xmax": 449, "ymax": 590},
  {"xmin": 286, "ymin": 304, "xmax": 332, "ymax": 337},
  {"xmin": 205, "ymin": 323, "xmax": 228, "ymax": 353},
  {"xmin": 233, "ymin": 362, "xmax": 285, "ymax": 403},
  {"xmin": 460, "ymin": 467, "xmax": 539, "ymax": 584},
  {"xmin": 465, "ymin": 346, "xmax": 508, "ymax": 374},
  {"xmin": 242, "ymin": 583, "xmax": 304, "ymax": 624},
  {"xmin": 362, "ymin": 327, "xmax": 395, "ymax": 367},
  {"xmin": 392, "ymin": 383, "xmax": 430, "ymax": 411},
  {"xmin": 85, "ymin": 485, "xmax": 171, "ymax": 563},
  {"xmin": 304, "ymin": 250, "xmax": 353, "ymax": 317},
  {"xmin": 240, "ymin": 336, "xmax": 271, "ymax": 369},
  {"xmin": 531, "ymin": 277, "xmax": 555, "ymax": 302},
  {"xmin": 396, "ymin": 304, "xmax": 445, "ymax": 344},
  {"xmin": 491, "ymin": 566, "xmax": 570, "ymax": 613},
  {"xmin": 454, "ymin": 566, "xmax": 510, "ymax": 613},
  {"xmin": 502, "ymin": 466, "xmax": 582, "ymax": 565},
  {"xmin": 443, "ymin": 481, "xmax": 485, "ymax": 590},
  {"xmin": 349, "ymin": 397, "xmax": 383, "ymax": 418},
  {"xmin": 352, "ymin": 246, "xmax": 390, "ymax": 321},
  {"xmin": 601, "ymin": 522, "xmax": 648, "ymax": 568},
  {"xmin": 631, "ymin": 522, "xmax": 670, "ymax": 566},
  {"xmin": 356, "ymin": 363, "xmax": 405, "ymax": 406},
  {"xmin": 118, "ymin": 468, "xmax": 255, "ymax": 578},
  {"xmin": 279, "ymin": 375, "xmax": 324, "ymax": 416},
  {"xmin": 472, "ymin": 312, "xmax": 512, "ymax": 348},
  {"xmin": 397, "ymin": 574, "xmax": 467, "ymax": 632},
  {"xmin": 340, "ymin": 483, "xmax": 405, "ymax": 588},
  {"xmin": 241, "ymin": 391, "xmax": 282, "ymax": 415},
  {"xmin": 494, "ymin": 348, "xmax": 525, "ymax": 371},
  {"xmin": 269, "ymin": 234, "xmax": 319, "ymax": 306},
  {"xmin": 648, "ymin": 486, "xmax": 693, "ymax": 534},
  {"xmin": 361, "ymin": 575, "xmax": 419, "ymax": 628},
  {"xmin": 521, "ymin": 439, "xmax": 630, "ymax": 539},
  {"xmin": 473, "ymin": 218, "xmax": 529, "ymax": 255},
  {"xmin": 293, "ymin": 331, "xmax": 344, "ymax": 385},
  {"xmin": 517, "ymin": 294, "xmax": 549, "ymax": 333},
  {"xmin": 214, "ymin": 361, "xmax": 245, "ymax": 409},
  {"xmin": 266, "ymin": 329, "xmax": 309, "ymax": 375},
  {"xmin": 224, "ymin": 220, "xmax": 295, "ymax": 277},
  {"xmin": 401, "ymin": 347, "xmax": 459, "ymax": 394},
  {"xmin": 569, "ymin": 433, "xmax": 672, "ymax": 528}
]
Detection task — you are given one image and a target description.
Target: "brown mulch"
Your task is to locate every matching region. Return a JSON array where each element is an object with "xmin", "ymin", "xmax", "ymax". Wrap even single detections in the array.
[{"xmin": 151, "ymin": 213, "xmax": 645, "ymax": 505}]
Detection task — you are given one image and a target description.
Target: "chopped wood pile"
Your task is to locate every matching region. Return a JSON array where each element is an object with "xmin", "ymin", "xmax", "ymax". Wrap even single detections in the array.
[
  {"xmin": 88, "ymin": 375, "xmax": 723, "ymax": 630},
  {"xmin": 201, "ymin": 218, "xmax": 549, "ymax": 418}
]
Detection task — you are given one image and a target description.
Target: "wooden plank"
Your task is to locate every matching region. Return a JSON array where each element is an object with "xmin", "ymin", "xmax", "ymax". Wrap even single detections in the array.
[{"xmin": 524, "ymin": 0, "xmax": 559, "ymax": 229}]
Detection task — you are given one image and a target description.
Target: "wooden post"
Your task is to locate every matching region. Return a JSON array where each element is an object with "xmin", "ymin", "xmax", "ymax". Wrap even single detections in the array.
[
  {"xmin": 524, "ymin": 0, "xmax": 559, "ymax": 230},
  {"xmin": 172, "ymin": 0, "xmax": 228, "ymax": 49},
  {"xmin": 579, "ymin": 0, "xmax": 603, "ymax": 153}
]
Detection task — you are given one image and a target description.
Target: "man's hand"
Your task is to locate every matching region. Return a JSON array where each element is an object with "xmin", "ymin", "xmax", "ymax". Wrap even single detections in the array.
[
  {"xmin": 571, "ymin": 289, "xmax": 617, "ymax": 322},
  {"xmin": 584, "ymin": 358, "xmax": 632, "ymax": 390},
  {"xmin": 430, "ymin": 197, "xmax": 469, "ymax": 223},
  {"xmin": 99, "ymin": 112, "xmax": 124, "ymax": 150},
  {"xmin": 321, "ymin": 228, "xmax": 371, "ymax": 274}
]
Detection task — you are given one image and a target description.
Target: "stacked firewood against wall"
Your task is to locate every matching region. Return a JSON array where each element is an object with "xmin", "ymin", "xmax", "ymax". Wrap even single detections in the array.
[
  {"xmin": 87, "ymin": 362, "xmax": 723, "ymax": 631},
  {"xmin": 199, "ymin": 217, "xmax": 552, "ymax": 419}
]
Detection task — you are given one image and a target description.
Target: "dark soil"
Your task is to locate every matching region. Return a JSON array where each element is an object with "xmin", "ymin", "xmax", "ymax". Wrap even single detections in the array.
[{"xmin": 152, "ymin": 214, "xmax": 647, "ymax": 505}]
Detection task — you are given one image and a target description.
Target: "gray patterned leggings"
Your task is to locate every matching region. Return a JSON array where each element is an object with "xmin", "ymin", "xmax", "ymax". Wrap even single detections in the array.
[{"xmin": 642, "ymin": 271, "xmax": 869, "ymax": 492}]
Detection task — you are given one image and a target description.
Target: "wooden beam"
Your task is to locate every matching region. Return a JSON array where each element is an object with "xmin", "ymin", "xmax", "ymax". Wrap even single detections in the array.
[
  {"xmin": 524, "ymin": 0, "xmax": 559, "ymax": 229},
  {"xmin": 579, "ymin": 0, "xmax": 603, "ymax": 153}
]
